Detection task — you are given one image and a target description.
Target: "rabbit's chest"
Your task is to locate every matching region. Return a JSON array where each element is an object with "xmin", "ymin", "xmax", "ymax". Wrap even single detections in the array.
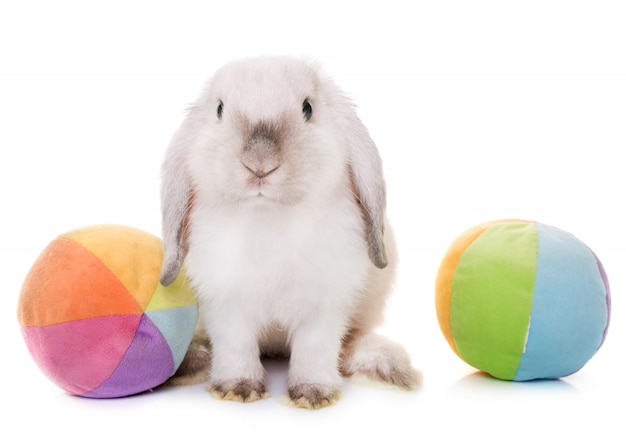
[{"xmin": 185, "ymin": 200, "xmax": 369, "ymax": 308}]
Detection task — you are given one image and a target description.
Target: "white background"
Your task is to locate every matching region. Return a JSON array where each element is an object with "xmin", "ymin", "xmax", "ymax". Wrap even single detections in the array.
[{"xmin": 1, "ymin": 0, "xmax": 624, "ymax": 434}]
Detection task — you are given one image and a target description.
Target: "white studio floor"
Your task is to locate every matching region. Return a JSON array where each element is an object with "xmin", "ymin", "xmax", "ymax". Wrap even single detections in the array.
[{"xmin": 1, "ymin": 0, "xmax": 624, "ymax": 435}]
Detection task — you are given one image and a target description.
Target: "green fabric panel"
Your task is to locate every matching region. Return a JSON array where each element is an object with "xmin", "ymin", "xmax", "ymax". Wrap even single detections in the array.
[{"xmin": 450, "ymin": 223, "xmax": 538, "ymax": 380}]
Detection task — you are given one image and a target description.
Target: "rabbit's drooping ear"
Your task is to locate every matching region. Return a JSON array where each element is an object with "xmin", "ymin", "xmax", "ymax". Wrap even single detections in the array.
[
  {"xmin": 335, "ymin": 97, "xmax": 388, "ymax": 270},
  {"xmin": 159, "ymin": 112, "xmax": 200, "ymax": 286}
]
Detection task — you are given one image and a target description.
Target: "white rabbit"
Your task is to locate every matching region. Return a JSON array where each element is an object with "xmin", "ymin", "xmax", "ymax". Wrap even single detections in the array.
[{"xmin": 160, "ymin": 56, "xmax": 421, "ymax": 409}]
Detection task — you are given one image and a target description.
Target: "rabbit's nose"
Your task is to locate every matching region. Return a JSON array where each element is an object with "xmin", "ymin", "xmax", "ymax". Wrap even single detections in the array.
[
  {"xmin": 242, "ymin": 128, "xmax": 282, "ymax": 179},
  {"xmin": 241, "ymin": 144, "xmax": 281, "ymax": 179},
  {"xmin": 242, "ymin": 162, "xmax": 280, "ymax": 179}
]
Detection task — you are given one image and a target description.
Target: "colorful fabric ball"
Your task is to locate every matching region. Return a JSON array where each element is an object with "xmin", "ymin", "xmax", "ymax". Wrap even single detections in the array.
[
  {"xmin": 435, "ymin": 219, "xmax": 611, "ymax": 381},
  {"xmin": 18, "ymin": 225, "xmax": 198, "ymax": 398}
]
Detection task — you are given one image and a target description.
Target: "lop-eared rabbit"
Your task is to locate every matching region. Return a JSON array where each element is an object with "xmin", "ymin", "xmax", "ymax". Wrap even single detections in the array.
[{"xmin": 161, "ymin": 56, "xmax": 421, "ymax": 409}]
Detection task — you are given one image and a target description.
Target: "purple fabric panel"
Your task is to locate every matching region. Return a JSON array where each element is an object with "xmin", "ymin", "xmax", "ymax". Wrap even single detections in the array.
[
  {"xmin": 84, "ymin": 314, "xmax": 174, "ymax": 398},
  {"xmin": 591, "ymin": 250, "xmax": 611, "ymax": 347}
]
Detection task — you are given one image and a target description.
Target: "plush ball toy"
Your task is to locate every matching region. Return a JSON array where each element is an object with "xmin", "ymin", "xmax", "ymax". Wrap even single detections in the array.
[
  {"xmin": 18, "ymin": 224, "xmax": 198, "ymax": 398},
  {"xmin": 435, "ymin": 219, "xmax": 610, "ymax": 381}
]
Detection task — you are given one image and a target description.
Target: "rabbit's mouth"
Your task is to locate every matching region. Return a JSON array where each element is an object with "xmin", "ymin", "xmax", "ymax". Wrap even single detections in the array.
[
  {"xmin": 242, "ymin": 175, "xmax": 305, "ymax": 206},
  {"xmin": 243, "ymin": 161, "xmax": 283, "ymax": 197},
  {"xmin": 245, "ymin": 176, "xmax": 275, "ymax": 201}
]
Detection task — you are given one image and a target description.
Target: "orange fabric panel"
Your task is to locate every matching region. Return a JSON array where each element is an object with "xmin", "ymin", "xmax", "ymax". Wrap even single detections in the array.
[
  {"xmin": 62, "ymin": 225, "xmax": 162, "ymax": 311},
  {"xmin": 18, "ymin": 237, "xmax": 142, "ymax": 327}
]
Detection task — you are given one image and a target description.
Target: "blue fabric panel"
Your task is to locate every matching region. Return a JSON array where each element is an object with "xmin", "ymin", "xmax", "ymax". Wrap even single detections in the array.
[
  {"xmin": 146, "ymin": 305, "xmax": 198, "ymax": 372},
  {"xmin": 514, "ymin": 224, "xmax": 609, "ymax": 380}
]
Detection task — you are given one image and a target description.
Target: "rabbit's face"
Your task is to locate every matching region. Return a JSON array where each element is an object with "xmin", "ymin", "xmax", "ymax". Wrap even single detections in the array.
[{"xmin": 187, "ymin": 58, "xmax": 347, "ymax": 206}]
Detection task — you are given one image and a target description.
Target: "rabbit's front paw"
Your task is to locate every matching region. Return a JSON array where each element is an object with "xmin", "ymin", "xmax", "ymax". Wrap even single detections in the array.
[
  {"xmin": 288, "ymin": 383, "xmax": 340, "ymax": 409},
  {"xmin": 208, "ymin": 378, "xmax": 268, "ymax": 403}
]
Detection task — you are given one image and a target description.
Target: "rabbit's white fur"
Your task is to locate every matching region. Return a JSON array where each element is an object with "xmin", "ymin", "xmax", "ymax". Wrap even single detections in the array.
[{"xmin": 161, "ymin": 56, "xmax": 420, "ymax": 409}]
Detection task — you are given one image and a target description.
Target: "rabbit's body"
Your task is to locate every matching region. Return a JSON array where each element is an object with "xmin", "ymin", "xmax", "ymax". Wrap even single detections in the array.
[{"xmin": 161, "ymin": 56, "xmax": 420, "ymax": 408}]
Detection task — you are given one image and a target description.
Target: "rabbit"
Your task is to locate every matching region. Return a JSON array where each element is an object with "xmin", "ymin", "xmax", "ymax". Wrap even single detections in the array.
[{"xmin": 160, "ymin": 55, "xmax": 421, "ymax": 409}]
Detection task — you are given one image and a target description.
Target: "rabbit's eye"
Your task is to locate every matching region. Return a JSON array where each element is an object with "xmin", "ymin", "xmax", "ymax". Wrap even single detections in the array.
[
  {"xmin": 302, "ymin": 99, "xmax": 312, "ymax": 121},
  {"xmin": 217, "ymin": 101, "xmax": 224, "ymax": 119}
]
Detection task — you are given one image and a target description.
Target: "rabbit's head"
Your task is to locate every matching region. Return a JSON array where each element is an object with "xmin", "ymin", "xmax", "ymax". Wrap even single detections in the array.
[{"xmin": 160, "ymin": 56, "xmax": 388, "ymax": 285}]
